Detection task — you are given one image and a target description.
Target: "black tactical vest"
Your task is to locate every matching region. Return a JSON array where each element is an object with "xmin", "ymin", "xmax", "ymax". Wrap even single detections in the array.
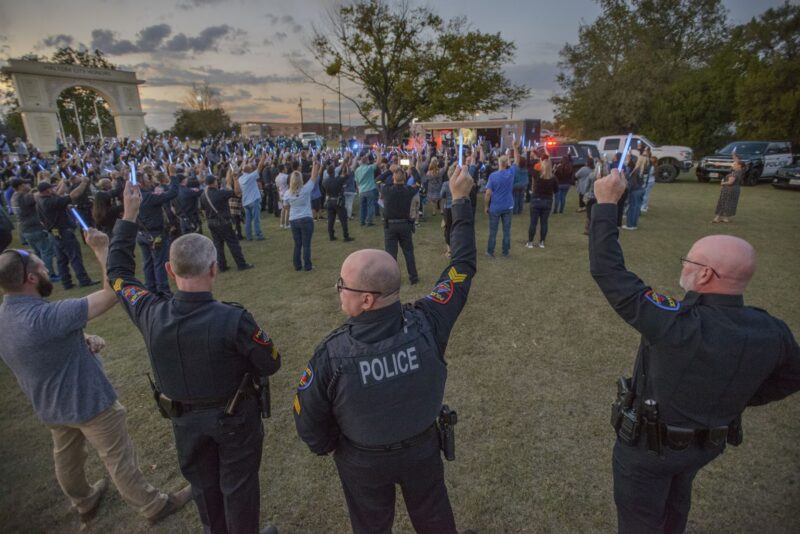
[
  {"xmin": 146, "ymin": 300, "xmax": 246, "ymax": 401},
  {"xmin": 324, "ymin": 306, "xmax": 446, "ymax": 446}
]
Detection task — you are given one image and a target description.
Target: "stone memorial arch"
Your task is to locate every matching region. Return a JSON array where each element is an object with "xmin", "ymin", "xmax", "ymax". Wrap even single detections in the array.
[{"xmin": 2, "ymin": 59, "xmax": 146, "ymax": 152}]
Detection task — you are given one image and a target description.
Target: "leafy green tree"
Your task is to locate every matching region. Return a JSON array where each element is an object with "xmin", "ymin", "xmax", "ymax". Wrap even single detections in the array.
[
  {"xmin": 732, "ymin": 2, "xmax": 800, "ymax": 146},
  {"xmin": 298, "ymin": 0, "xmax": 527, "ymax": 143},
  {"xmin": 172, "ymin": 108, "xmax": 233, "ymax": 139}
]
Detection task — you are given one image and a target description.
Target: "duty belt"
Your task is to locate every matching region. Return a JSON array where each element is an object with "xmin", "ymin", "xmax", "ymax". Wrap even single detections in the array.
[
  {"xmin": 345, "ymin": 423, "xmax": 436, "ymax": 452},
  {"xmin": 386, "ymin": 218, "xmax": 413, "ymax": 224},
  {"xmin": 659, "ymin": 423, "xmax": 729, "ymax": 451}
]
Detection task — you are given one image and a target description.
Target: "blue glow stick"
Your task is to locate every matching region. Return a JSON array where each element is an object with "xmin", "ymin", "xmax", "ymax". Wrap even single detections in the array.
[
  {"xmin": 458, "ymin": 130, "xmax": 463, "ymax": 166},
  {"xmin": 168, "ymin": 152, "xmax": 173, "ymax": 164},
  {"xmin": 617, "ymin": 133, "xmax": 633, "ymax": 172},
  {"xmin": 70, "ymin": 207, "xmax": 90, "ymax": 231},
  {"xmin": 129, "ymin": 161, "xmax": 137, "ymax": 186}
]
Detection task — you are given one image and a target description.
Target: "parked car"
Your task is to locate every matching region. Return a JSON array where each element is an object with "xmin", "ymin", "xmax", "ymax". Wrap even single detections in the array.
[
  {"xmin": 299, "ymin": 132, "xmax": 325, "ymax": 149},
  {"xmin": 696, "ymin": 141, "xmax": 793, "ymax": 186},
  {"xmin": 772, "ymin": 162, "xmax": 800, "ymax": 190},
  {"xmin": 535, "ymin": 141, "xmax": 601, "ymax": 174},
  {"xmin": 598, "ymin": 134, "xmax": 693, "ymax": 182}
]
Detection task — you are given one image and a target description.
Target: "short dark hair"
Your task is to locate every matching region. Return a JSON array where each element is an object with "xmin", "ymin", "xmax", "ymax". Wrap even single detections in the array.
[{"xmin": 0, "ymin": 251, "xmax": 26, "ymax": 293}]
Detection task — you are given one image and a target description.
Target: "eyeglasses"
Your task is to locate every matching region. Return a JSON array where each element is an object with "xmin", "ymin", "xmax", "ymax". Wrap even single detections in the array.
[
  {"xmin": 1, "ymin": 248, "xmax": 31, "ymax": 285},
  {"xmin": 680, "ymin": 257, "xmax": 721, "ymax": 279},
  {"xmin": 336, "ymin": 277, "xmax": 399, "ymax": 297}
]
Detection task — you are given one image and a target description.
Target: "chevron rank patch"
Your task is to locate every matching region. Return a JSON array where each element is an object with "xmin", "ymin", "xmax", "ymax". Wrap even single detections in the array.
[
  {"xmin": 293, "ymin": 393, "xmax": 301, "ymax": 415},
  {"xmin": 644, "ymin": 289, "xmax": 681, "ymax": 311}
]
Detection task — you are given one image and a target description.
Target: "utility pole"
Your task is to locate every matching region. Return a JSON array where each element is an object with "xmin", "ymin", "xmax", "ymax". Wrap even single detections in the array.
[
  {"xmin": 510, "ymin": 103, "xmax": 515, "ymax": 120},
  {"xmin": 66, "ymin": 100, "xmax": 84, "ymax": 145},
  {"xmin": 298, "ymin": 97, "xmax": 304, "ymax": 131},
  {"xmin": 322, "ymin": 98, "xmax": 326, "ymax": 134},
  {"xmin": 338, "ymin": 73, "xmax": 342, "ymax": 142}
]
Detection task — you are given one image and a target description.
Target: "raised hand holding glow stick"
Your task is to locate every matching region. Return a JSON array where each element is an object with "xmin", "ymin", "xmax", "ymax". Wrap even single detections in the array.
[
  {"xmin": 70, "ymin": 207, "xmax": 90, "ymax": 231},
  {"xmin": 618, "ymin": 133, "xmax": 633, "ymax": 172},
  {"xmin": 458, "ymin": 130, "xmax": 463, "ymax": 166}
]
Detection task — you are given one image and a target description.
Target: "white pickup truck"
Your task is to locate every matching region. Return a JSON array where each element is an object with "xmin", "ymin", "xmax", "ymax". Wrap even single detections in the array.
[
  {"xmin": 597, "ymin": 134, "xmax": 693, "ymax": 182},
  {"xmin": 299, "ymin": 132, "xmax": 325, "ymax": 148}
]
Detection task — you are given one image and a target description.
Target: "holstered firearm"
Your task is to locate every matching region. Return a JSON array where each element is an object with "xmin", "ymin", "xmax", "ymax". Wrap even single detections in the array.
[
  {"xmin": 224, "ymin": 373, "xmax": 252, "ymax": 416},
  {"xmin": 727, "ymin": 414, "xmax": 743, "ymax": 446},
  {"xmin": 611, "ymin": 376, "xmax": 640, "ymax": 445},
  {"xmin": 146, "ymin": 373, "xmax": 181, "ymax": 419},
  {"xmin": 255, "ymin": 375, "xmax": 271, "ymax": 419},
  {"xmin": 437, "ymin": 405, "xmax": 458, "ymax": 461}
]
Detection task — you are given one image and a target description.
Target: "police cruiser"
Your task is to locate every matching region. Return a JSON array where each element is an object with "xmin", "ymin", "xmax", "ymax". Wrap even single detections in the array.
[{"xmin": 696, "ymin": 141, "xmax": 793, "ymax": 186}]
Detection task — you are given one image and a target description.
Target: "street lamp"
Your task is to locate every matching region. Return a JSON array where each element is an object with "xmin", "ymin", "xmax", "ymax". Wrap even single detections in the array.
[
  {"xmin": 64, "ymin": 99, "xmax": 84, "ymax": 145},
  {"xmin": 93, "ymin": 97, "xmax": 105, "ymax": 139}
]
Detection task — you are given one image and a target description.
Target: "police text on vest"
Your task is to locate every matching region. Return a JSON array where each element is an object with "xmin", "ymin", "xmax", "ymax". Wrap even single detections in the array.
[{"xmin": 359, "ymin": 346, "xmax": 419, "ymax": 386}]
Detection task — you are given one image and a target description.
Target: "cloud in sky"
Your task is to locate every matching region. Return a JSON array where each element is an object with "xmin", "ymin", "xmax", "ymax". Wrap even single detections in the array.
[
  {"xmin": 89, "ymin": 24, "xmax": 241, "ymax": 55},
  {"xmin": 177, "ymin": 0, "xmax": 227, "ymax": 10},
  {"xmin": 40, "ymin": 34, "xmax": 75, "ymax": 49},
  {"xmin": 265, "ymin": 14, "xmax": 303, "ymax": 34},
  {"xmin": 129, "ymin": 61, "xmax": 304, "ymax": 86}
]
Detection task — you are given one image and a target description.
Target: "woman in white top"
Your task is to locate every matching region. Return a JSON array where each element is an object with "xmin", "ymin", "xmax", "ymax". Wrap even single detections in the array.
[
  {"xmin": 283, "ymin": 158, "xmax": 321, "ymax": 271},
  {"xmin": 275, "ymin": 164, "xmax": 290, "ymax": 228}
]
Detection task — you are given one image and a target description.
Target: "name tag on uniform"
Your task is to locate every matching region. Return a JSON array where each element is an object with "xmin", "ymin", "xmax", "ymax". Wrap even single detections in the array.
[{"xmin": 359, "ymin": 346, "xmax": 419, "ymax": 387}]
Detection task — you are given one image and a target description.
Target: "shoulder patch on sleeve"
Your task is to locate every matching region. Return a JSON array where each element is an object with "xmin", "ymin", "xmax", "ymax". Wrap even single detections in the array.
[
  {"xmin": 298, "ymin": 366, "xmax": 314, "ymax": 390},
  {"xmin": 120, "ymin": 285, "xmax": 149, "ymax": 306},
  {"xmin": 644, "ymin": 289, "xmax": 681, "ymax": 311},
  {"xmin": 426, "ymin": 279, "xmax": 454, "ymax": 305},
  {"xmin": 252, "ymin": 328, "xmax": 272, "ymax": 347}
]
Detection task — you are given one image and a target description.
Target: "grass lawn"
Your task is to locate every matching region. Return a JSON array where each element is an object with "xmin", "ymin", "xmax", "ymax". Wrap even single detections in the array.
[{"xmin": 1, "ymin": 175, "xmax": 799, "ymax": 533}]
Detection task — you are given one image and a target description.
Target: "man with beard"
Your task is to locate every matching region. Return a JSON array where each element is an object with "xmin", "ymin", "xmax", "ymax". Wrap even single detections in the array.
[
  {"xmin": 0, "ymin": 231, "xmax": 191, "ymax": 527},
  {"xmin": 590, "ymin": 169, "xmax": 800, "ymax": 534}
]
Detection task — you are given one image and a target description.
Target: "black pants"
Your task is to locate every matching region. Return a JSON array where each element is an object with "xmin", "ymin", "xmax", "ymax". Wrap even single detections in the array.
[
  {"xmin": 265, "ymin": 188, "xmax": 279, "ymax": 215},
  {"xmin": 528, "ymin": 197, "xmax": 552, "ymax": 243},
  {"xmin": 208, "ymin": 219, "xmax": 247, "ymax": 270},
  {"xmin": 616, "ymin": 190, "xmax": 629, "ymax": 227},
  {"xmin": 442, "ymin": 208, "xmax": 452, "ymax": 246},
  {"xmin": 53, "ymin": 228, "xmax": 92, "ymax": 288},
  {"xmin": 0, "ymin": 228, "xmax": 11, "ymax": 252},
  {"xmin": 334, "ymin": 432, "xmax": 457, "ymax": 534},
  {"xmin": 384, "ymin": 222, "xmax": 418, "ymax": 283},
  {"xmin": 327, "ymin": 203, "xmax": 350, "ymax": 239},
  {"xmin": 613, "ymin": 438, "xmax": 724, "ymax": 534},
  {"xmin": 171, "ymin": 398, "xmax": 264, "ymax": 534}
]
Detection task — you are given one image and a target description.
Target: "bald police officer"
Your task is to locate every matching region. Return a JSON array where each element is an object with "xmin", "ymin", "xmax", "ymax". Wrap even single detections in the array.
[
  {"xmin": 293, "ymin": 162, "xmax": 477, "ymax": 534},
  {"xmin": 590, "ymin": 169, "xmax": 800, "ymax": 534},
  {"xmin": 108, "ymin": 182, "xmax": 280, "ymax": 534}
]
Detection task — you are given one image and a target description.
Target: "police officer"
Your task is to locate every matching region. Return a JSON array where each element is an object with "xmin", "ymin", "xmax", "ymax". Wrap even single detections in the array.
[
  {"xmin": 381, "ymin": 167, "xmax": 419, "ymax": 285},
  {"xmin": 200, "ymin": 173, "xmax": 254, "ymax": 272},
  {"xmin": 322, "ymin": 162, "xmax": 353, "ymax": 242},
  {"xmin": 293, "ymin": 163, "xmax": 477, "ymax": 534},
  {"xmin": 36, "ymin": 178, "xmax": 99, "ymax": 290},
  {"xmin": 175, "ymin": 173, "xmax": 202, "ymax": 235},
  {"xmin": 134, "ymin": 164, "xmax": 178, "ymax": 296},
  {"xmin": 108, "ymin": 181, "xmax": 280, "ymax": 534},
  {"xmin": 589, "ymin": 169, "xmax": 800, "ymax": 534}
]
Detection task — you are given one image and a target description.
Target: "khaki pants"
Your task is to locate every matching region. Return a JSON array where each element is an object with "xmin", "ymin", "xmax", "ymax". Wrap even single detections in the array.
[{"xmin": 48, "ymin": 401, "xmax": 168, "ymax": 519}]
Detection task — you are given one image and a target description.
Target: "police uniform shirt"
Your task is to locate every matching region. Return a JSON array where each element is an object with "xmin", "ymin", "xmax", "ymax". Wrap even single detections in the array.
[
  {"xmin": 176, "ymin": 184, "xmax": 201, "ymax": 218},
  {"xmin": 589, "ymin": 202, "xmax": 800, "ymax": 428},
  {"xmin": 381, "ymin": 183, "xmax": 417, "ymax": 220},
  {"xmin": 201, "ymin": 187, "xmax": 235, "ymax": 219},
  {"xmin": 293, "ymin": 198, "xmax": 477, "ymax": 454},
  {"xmin": 107, "ymin": 218, "xmax": 281, "ymax": 400},
  {"xmin": 322, "ymin": 172, "xmax": 346, "ymax": 199},
  {"xmin": 138, "ymin": 176, "xmax": 179, "ymax": 232},
  {"xmin": 37, "ymin": 194, "xmax": 73, "ymax": 231}
]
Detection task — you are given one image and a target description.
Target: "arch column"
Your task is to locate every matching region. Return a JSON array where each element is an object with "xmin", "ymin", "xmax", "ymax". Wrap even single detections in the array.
[{"xmin": 113, "ymin": 112, "xmax": 147, "ymax": 139}]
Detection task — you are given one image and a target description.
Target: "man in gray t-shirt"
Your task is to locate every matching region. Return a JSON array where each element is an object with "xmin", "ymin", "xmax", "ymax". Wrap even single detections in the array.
[{"xmin": 0, "ymin": 230, "xmax": 190, "ymax": 526}]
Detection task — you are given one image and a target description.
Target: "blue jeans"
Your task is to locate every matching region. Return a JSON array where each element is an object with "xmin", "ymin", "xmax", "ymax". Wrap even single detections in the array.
[
  {"xmin": 487, "ymin": 209, "xmax": 512, "ymax": 256},
  {"xmin": 22, "ymin": 229, "xmax": 56, "ymax": 274},
  {"xmin": 641, "ymin": 178, "xmax": 655, "ymax": 210},
  {"xmin": 626, "ymin": 188, "xmax": 645, "ymax": 228},
  {"xmin": 243, "ymin": 201, "xmax": 264, "ymax": 240},
  {"xmin": 136, "ymin": 232, "xmax": 171, "ymax": 295},
  {"xmin": 53, "ymin": 228, "xmax": 92, "ymax": 288},
  {"xmin": 554, "ymin": 184, "xmax": 570, "ymax": 213},
  {"xmin": 290, "ymin": 217, "xmax": 314, "ymax": 271},
  {"xmin": 359, "ymin": 189, "xmax": 377, "ymax": 225}
]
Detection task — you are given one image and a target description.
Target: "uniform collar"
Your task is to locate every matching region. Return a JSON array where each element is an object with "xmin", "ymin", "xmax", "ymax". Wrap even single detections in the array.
[
  {"xmin": 347, "ymin": 301, "xmax": 402, "ymax": 324},
  {"xmin": 173, "ymin": 290, "xmax": 214, "ymax": 302},
  {"xmin": 683, "ymin": 291, "xmax": 743, "ymax": 307}
]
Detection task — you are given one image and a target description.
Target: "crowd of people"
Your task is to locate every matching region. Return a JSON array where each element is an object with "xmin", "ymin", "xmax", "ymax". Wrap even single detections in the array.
[{"xmin": 0, "ymin": 130, "xmax": 797, "ymax": 534}]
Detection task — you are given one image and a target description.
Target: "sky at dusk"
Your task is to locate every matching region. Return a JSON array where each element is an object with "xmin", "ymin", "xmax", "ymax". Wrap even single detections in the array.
[{"xmin": 0, "ymin": 0, "xmax": 790, "ymax": 132}]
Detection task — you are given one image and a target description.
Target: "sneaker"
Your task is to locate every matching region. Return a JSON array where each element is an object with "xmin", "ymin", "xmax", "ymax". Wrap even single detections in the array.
[
  {"xmin": 78, "ymin": 479, "xmax": 109, "ymax": 524},
  {"xmin": 148, "ymin": 485, "xmax": 192, "ymax": 526},
  {"xmin": 538, "ymin": 241, "xmax": 545, "ymax": 249},
  {"xmin": 525, "ymin": 242, "xmax": 534, "ymax": 249},
  {"xmin": 621, "ymin": 225, "xmax": 633, "ymax": 230},
  {"xmin": 485, "ymin": 252, "xmax": 495, "ymax": 259}
]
